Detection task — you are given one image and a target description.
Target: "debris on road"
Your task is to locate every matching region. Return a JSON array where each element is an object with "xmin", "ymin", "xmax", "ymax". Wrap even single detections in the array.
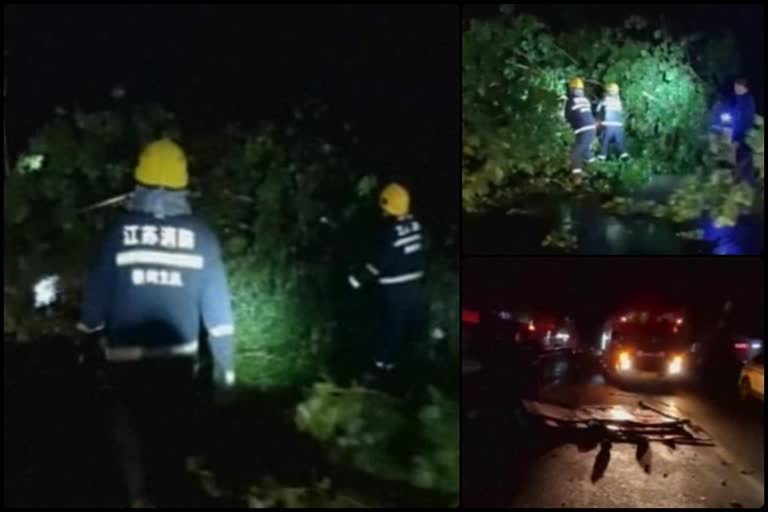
[{"xmin": 522, "ymin": 399, "xmax": 714, "ymax": 445}]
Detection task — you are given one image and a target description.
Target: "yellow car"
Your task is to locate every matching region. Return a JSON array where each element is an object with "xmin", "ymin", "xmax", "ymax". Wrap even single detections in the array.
[{"xmin": 739, "ymin": 351, "xmax": 764, "ymax": 401}]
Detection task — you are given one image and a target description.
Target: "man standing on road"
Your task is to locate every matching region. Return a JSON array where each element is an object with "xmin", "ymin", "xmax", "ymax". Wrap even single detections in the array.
[{"xmin": 78, "ymin": 139, "xmax": 236, "ymax": 507}]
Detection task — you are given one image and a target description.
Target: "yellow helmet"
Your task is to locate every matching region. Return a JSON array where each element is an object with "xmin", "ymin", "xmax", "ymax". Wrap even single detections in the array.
[
  {"xmin": 607, "ymin": 83, "xmax": 620, "ymax": 94},
  {"xmin": 569, "ymin": 78, "xmax": 584, "ymax": 89},
  {"xmin": 379, "ymin": 183, "xmax": 410, "ymax": 217},
  {"xmin": 134, "ymin": 139, "xmax": 188, "ymax": 189}
]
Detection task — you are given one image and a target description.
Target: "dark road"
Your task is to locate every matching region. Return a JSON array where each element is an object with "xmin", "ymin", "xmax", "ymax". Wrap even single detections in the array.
[{"xmin": 462, "ymin": 351, "xmax": 764, "ymax": 508}]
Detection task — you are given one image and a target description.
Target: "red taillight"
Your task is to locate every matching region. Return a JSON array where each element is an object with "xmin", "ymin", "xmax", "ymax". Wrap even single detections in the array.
[
  {"xmin": 462, "ymin": 309, "xmax": 480, "ymax": 324},
  {"xmin": 620, "ymin": 316, "xmax": 628, "ymax": 323},
  {"xmin": 528, "ymin": 321, "xmax": 535, "ymax": 331},
  {"xmin": 734, "ymin": 342, "xmax": 748, "ymax": 349}
]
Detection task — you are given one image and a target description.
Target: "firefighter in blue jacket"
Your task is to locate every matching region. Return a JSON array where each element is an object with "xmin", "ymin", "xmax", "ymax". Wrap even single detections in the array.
[
  {"xmin": 564, "ymin": 78, "xmax": 597, "ymax": 175},
  {"xmin": 709, "ymin": 78, "xmax": 757, "ymax": 181},
  {"xmin": 78, "ymin": 139, "xmax": 236, "ymax": 508},
  {"xmin": 732, "ymin": 77, "xmax": 756, "ymax": 148},
  {"xmin": 348, "ymin": 183, "xmax": 427, "ymax": 377},
  {"xmin": 596, "ymin": 83, "xmax": 629, "ymax": 161},
  {"xmin": 732, "ymin": 77, "xmax": 757, "ymax": 182}
]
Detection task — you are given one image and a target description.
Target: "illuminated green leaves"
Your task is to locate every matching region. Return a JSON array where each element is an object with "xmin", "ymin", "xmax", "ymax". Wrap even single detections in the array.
[
  {"xmin": 463, "ymin": 12, "xmax": 718, "ymax": 216},
  {"xmin": 748, "ymin": 116, "xmax": 764, "ymax": 181},
  {"xmin": 295, "ymin": 383, "xmax": 458, "ymax": 497}
]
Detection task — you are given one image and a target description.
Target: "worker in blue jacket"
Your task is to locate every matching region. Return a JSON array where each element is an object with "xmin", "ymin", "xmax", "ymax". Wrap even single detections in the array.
[
  {"xmin": 732, "ymin": 78, "xmax": 757, "ymax": 182},
  {"xmin": 564, "ymin": 78, "xmax": 597, "ymax": 175},
  {"xmin": 732, "ymin": 77, "xmax": 756, "ymax": 145},
  {"xmin": 78, "ymin": 139, "xmax": 236, "ymax": 507},
  {"xmin": 709, "ymin": 78, "xmax": 757, "ymax": 181},
  {"xmin": 348, "ymin": 183, "xmax": 428, "ymax": 379},
  {"xmin": 596, "ymin": 83, "xmax": 629, "ymax": 161}
]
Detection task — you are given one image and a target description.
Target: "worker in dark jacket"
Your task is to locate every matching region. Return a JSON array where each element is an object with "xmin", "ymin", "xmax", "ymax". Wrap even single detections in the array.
[
  {"xmin": 564, "ymin": 78, "xmax": 597, "ymax": 175},
  {"xmin": 732, "ymin": 77, "xmax": 756, "ymax": 146},
  {"xmin": 596, "ymin": 83, "xmax": 629, "ymax": 161},
  {"xmin": 709, "ymin": 78, "xmax": 757, "ymax": 181},
  {"xmin": 78, "ymin": 139, "xmax": 235, "ymax": 508},
  {"xmin": 732, "ymin": 77, "xmax": 757, "ymax": 183},
  {"xmin": 348, "ymin": 183, "xmax": 428, "ymax": 377}
]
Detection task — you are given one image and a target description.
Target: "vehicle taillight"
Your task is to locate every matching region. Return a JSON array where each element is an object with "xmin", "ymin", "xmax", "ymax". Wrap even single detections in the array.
[
  {"xmin": 734, "ymin": 342, "xmax": 748, "ymax": 349},
  {"xmin": 462, "ymin": 309, "xmax": 480, "ymax": 324},
  {"xmin": 528, "ymin": 321, "xmax": 535, "ymax": 332}
]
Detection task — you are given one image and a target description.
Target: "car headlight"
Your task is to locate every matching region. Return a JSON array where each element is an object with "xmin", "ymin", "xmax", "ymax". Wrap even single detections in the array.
[
  {"xmin": 668, "ymin": 355, "xmax": 684, "ymax": 375},
  {"xmin": 618, "ymin": 351, "xmax": 632, "ymax": 371}
]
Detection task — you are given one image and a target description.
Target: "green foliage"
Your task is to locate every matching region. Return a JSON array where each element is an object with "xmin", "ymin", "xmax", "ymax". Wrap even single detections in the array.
[
  {"xmin": 5, "ymin": 97, "xmax": 458, "ymax": 506},
  {"xmin": 601, "ymin": 168, "xmax": 756, "ymax": 229},
  {"xmin": 463, "ymin": 12, "xmax": 760, "ymax": 249},
  {"xmin": 748, "ymin": 116, "xmax": 764, "ymax": 181},
  {"xmin": 542, "ymin": 223, "xmax": 578, "ymax": 251},
  {"xmin": 425, "ymin": 255, "xmax": 460, "ymax": 366},
  {"xmin": 4, "ymin": 105, "xmax": 171, "ymax": 339},
  {"xmin": 4, "ymin": 102, "xmax": 458, "ymax": 393},
  {"xmin": 463, "ymin": 13, "xmax": 716, "ymax": 213},
  {"xmin": 295, "ymin": 382, "xmax": 459, "ymax": 498},
  {"xmin": 193, "ymin": 118, "xmax": 370, "ymax": 389},
  {"xmin": 411, "ymin": 389, "xmax": 460, "ymax": 494},
  {"xmin": 667, "ymin": 170, "xmax": 754, "ymax": 227}
]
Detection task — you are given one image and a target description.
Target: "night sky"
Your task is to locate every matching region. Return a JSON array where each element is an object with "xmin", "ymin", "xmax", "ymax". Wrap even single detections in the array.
[
  {"xmin": 463, "ymin": 3, "xmax": 765, "ymax": 114},
  {"xmin": 463, "ymin": 257, "xmax": 764, "ymax": 338},
  {"xmin": 5, "ymin": 5, "xmax": 459, "ymax": 220}
]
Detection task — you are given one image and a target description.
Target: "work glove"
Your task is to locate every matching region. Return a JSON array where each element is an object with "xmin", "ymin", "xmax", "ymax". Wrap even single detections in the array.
[
  {"xmin": 213, "ymin": 366, "xmax": 236, "ymax": 406},
  {"xmin": 348, "ymin": 266, "xmax": 377, "ymax": 290},
  {"xmin": 348, "ymin": 274, "xmax": 363, "ymax": 289}
]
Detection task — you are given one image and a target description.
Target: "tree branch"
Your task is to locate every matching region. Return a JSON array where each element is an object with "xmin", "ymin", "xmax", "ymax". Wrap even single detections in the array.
[{"xmin": 550, "ymin": 41, "xmax": 579, "ymax": 66}]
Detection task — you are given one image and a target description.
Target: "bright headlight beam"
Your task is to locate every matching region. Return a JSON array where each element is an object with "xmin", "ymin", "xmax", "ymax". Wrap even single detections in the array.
[
  {"xmin": 618, "ymin": 351, "xmax": 632, "ymax": 371},
  {"xmin": 668, "ymin": 355, "xmax": 683, "ymax": 375}
]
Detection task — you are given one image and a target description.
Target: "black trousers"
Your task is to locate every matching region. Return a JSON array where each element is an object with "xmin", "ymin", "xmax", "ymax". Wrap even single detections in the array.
[
  {"xmin": 102, "ymin": 357, "xmax": 199, "ymax": 505},
  {"xmin": 373, "ymin": 282, "xmax": 428, "ymax": 367}
]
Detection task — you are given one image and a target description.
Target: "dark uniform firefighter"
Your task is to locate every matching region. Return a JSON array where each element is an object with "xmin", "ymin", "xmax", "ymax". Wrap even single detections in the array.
[
  {"xmin": 77, "ymin": 139, "xmax": 236, "ymax": 508},
  {"xmin": 596, "ymin": 83, "xmax": 629, "ymax": 161},
  {"xmin": 564, "ymin": 78, "xmax": 597, "ymax": 175},
  {"xmin": 348, "ymin": 183, "xmax": 428, "ymax": 374}
]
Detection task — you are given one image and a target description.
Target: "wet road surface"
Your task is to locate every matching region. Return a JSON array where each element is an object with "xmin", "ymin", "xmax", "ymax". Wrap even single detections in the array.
[{"xmin": 462, "ymin": 351, "xmax": 764, "ymax": 508}]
